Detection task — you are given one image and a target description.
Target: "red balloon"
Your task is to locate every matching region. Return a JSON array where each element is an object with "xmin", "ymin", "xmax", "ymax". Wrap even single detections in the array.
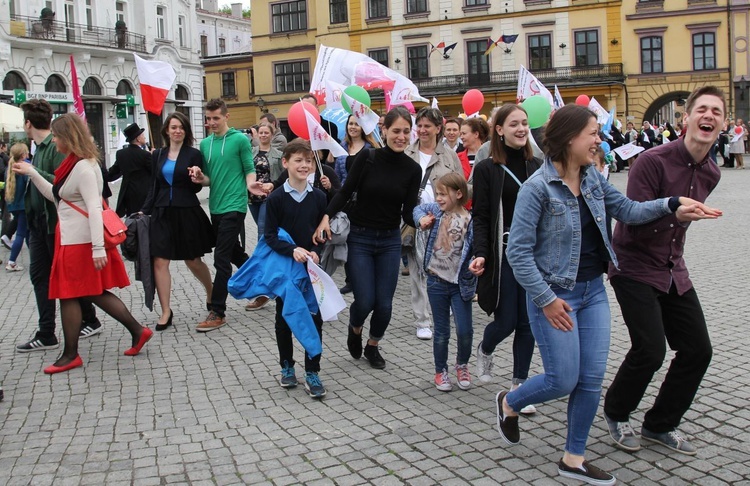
[
  {"xmin": 462, "ymin": 89, "xmax": 485, "ymax": 115},
  {"xmin": 575, "ymin": 95, "xmax": 590, "ymax": 106},
  {"xmin": 735, "ymin": 126, "xmax": 743, "ymax": 135},
  {"xmin": 287, "ymin": 101, "xmax": 320, "ymax": 140}
]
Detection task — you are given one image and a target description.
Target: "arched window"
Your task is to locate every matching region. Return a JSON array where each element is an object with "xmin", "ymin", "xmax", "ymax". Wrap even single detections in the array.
[
  {"xmin": 83, "ymin": 77, "xmax": 102, "ymax": 95},
  {"xmin": 116, "ymin": 80, "xmax": 133, "ymax": 95},
  {"xmin": 2, "ymin": 71, "xmax": 27, "ymax": 90},
  {"xmin": 175, "ymin": 84, "xmax": 190, "ymax": 117},
  {"xmin": 45, "ymin": 74, "xmax": 66, "ymax": 92}
]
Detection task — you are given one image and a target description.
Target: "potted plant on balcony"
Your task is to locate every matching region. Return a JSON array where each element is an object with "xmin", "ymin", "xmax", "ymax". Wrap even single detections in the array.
[{"xmin": 115, "ymin": 20, "xmax": 127, "ymax": 49}]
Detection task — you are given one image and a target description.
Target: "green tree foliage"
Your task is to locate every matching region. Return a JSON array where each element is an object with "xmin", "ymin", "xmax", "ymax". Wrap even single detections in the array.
[{"xmin": 218, "ymin": 5, "xmax": 251, "ymax": 18}]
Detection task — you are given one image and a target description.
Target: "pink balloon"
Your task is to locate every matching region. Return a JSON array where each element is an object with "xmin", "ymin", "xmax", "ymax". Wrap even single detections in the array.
[
  {"xmin": 462, "ymin": 89, "xmax": 485, "ymax": 115},
  {"xmin": 735, "ymin": 126, "xmax": 743, "ymax": 135},
  {"xmin": 287, "ymin": 101, "xmax": 320, "ymax": 140},
  {"xmin": 575, "ymin": 95, "xmax": 590, "ymax": 106}
]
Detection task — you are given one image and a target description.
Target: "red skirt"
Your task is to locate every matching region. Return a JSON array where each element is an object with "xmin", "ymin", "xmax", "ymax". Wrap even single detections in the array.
[{"xmin": 49, "ymin": 227, "xmax": 131, "ymax": 300}]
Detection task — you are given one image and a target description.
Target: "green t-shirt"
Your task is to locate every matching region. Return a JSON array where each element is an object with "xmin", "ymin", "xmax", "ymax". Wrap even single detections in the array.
[{"xmin": 200, "ymin": 127, "xmax": 255, "ymax": 214}]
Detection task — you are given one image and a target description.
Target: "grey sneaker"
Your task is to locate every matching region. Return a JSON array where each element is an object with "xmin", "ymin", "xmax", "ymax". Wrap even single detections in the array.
[
  {"xmin": 603, "ymin": 412, "xmax": 641, "ymax": 452},
  {"xmin": 641, "ymin": 427, "xmax": 697, "ymax": 456},
  {"xmin": 475, "ymin": 342, "xmax": 494, "ymax": 384}
]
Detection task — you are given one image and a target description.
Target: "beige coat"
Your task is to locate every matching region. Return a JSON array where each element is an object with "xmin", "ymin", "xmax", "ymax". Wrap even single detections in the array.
[{"xmin": 404, "ymin": 140, "xmax": 466, "ymax": 198}]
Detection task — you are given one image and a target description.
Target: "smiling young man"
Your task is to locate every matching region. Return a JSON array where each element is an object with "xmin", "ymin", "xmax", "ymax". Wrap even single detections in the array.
[{"xmin": 603, "ymin": 86, "xmax": 724, "ymax": 455}]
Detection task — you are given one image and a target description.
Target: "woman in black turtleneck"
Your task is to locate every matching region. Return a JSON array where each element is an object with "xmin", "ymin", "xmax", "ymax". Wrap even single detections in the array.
[
  {"xmin": 315, "ymin": 106, "xmax": 421, "ymax": 370},
  {"xmin": 468, "ymin": 105, "xmax": 542, "ymax": 407}
]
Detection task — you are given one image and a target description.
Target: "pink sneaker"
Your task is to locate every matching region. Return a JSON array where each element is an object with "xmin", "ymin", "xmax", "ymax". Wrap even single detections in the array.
[{"xmin": 434, "ymin": 369, "xmax": 453, "ymax": 392}]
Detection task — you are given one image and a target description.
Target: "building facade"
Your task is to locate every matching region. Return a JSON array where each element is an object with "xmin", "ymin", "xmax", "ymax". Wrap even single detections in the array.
[
  {"xmin": 1, "ymin": 0, "xmax": 204, "ymax": 165},
  {"xmin": 196, "ymin": 1, "xmax": 252, "ymax": 58}
]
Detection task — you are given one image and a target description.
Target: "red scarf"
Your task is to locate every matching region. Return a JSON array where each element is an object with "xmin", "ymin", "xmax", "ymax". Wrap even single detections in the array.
[{"xmin": 52, "ymin": 154, "xmax": 82, "ymax": 201}]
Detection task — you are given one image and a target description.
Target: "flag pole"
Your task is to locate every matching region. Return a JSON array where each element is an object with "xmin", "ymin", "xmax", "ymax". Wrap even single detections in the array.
[{"xmin": 313, "ymin": 149, "xmax": 324, "ymax": 176}]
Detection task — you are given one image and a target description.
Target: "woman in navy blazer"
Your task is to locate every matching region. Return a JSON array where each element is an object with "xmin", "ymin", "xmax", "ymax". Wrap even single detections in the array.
[{"xmin": 141, "ymin": 112, "xmax": 215, "ymax": 330}]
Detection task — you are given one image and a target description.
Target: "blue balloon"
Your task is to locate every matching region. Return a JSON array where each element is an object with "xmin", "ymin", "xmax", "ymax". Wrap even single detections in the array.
[{"xmin": 600, "ymin": 141, "xmax": 611, "ymax": 153}]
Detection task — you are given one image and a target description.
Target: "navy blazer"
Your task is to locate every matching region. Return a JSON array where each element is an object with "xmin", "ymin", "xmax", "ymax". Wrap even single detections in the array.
[
  {"xmin": 141, "ymin": 145, "xmax": 204, "ymax": 213},
  {"xmin": 109, "ymin": 143, "xmax": 152, "ymax": 216}
]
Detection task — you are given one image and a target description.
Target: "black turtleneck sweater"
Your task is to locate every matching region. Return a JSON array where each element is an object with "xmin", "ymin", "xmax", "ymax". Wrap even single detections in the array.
[
  {"xmin": 502, "ymin": 145, "xmax": 530, "ymax": 227},
  {"xmin": 326, "ymin": 145, "xmax": 422, "ymax": 229}
]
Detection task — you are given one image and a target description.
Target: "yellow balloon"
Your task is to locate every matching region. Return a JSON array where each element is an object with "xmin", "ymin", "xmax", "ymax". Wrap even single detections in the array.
[{"xmin": 663, "ymin": 130, "xmax": 671, "ymax": 138}]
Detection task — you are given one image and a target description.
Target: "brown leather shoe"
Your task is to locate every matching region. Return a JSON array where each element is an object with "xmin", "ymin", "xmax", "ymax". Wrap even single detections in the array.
[
  {"xmin": 196, "ymin": 311, "xmax": 226, "ymax": 332},
  {"xmin": 245, "ymin": 295, "xmax": 270, "ymax": 311}
]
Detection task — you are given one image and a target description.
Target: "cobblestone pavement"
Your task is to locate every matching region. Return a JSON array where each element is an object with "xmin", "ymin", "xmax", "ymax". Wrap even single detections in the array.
[{"xmin": 1, "ymin": 168, "xmax": 749, "ymax": 486}]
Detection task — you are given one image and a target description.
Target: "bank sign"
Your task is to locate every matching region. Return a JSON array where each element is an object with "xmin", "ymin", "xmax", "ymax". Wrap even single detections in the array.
[{"xmin": 14, "ymin": 89, "xmax": 74, "ymax": 104}]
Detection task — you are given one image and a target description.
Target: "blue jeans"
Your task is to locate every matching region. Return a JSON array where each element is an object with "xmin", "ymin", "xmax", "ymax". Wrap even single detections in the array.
[
  {"xmin": 427, "ymin": 275, "xmax": 473, "ymax": 373},
  {"xmin": 481, "ymin": 255, "xmax": 535, "ymax": 381},
  {"xmin": 506, "ymin": 276, "xmax": 610, "ymax": 456},
  {"xmin": 9, "ymin": 210, "xmax": 28, "ymax": 262},
  {"xmin": 347, "ymin": 225, "xmax": 401, "ymax": 340},
  {"xmin": 248, "ymin": 201, "xmax": 267, "ymax": 241}
]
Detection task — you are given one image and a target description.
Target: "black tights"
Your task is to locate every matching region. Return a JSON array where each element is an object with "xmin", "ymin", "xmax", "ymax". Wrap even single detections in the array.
[{"xmin": 56, "ymin": 291, "xmax": 143, "ymax": 366}]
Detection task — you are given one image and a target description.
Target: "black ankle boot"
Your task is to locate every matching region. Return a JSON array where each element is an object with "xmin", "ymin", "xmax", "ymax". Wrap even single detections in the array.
[
  {"xmin": 347, "ymin": 327, "xmax": 363, "ymax": 359},
  {"xmin": 364, "ymin": 344, "xmax": 386, "ymax": 369}
]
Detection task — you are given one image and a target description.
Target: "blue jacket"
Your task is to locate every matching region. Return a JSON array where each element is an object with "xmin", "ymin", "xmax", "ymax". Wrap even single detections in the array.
[
  {"xmin": 413, "ymin": 202, "xmax": 477, "ymax": 301},
  {"xmin": 228, "ymin": 229, "xmax": 322, "ymax": 357},
  {"xmin": 506, "ymin": 158, "xmax": 673, "ymax": 309}
]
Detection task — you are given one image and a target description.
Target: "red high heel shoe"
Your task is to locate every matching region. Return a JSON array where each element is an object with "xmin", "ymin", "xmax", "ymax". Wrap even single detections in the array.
[
  {"xmin": 44, "ymin": 355, "xmax": 83, "ymax": 374},
  {"xmin": 124, "ymin": 327, "xmax": 153, "ymax": 356}
]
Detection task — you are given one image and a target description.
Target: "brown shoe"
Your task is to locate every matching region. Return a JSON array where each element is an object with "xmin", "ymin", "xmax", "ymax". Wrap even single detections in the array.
[
  {"xmin": 245, "ymin": 295, "xmax": 270, "ymax": 311},
  {"xmin": 196, "ymin": 311, "xmax": 226, "ymax": 332}
]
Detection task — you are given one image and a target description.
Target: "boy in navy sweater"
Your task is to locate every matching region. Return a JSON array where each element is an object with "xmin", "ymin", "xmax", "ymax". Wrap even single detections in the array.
[{"xmin": 264, "ymin": 139, "xmax": 328, "ymax": 398}]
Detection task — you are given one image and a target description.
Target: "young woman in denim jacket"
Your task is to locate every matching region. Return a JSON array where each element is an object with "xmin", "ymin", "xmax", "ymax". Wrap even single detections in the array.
[
  {"xmin": 494, "ymin": 105, "xmax": 720, "ymax": 485},
  {"xmin": 414, "ymin": 173, "xmax": 477, "ymax": 392}
]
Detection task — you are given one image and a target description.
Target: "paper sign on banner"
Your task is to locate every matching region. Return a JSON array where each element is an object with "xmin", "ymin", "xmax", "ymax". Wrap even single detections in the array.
[
  {"xmin": 613, "ymin": 142, "xmax": 645, "ymax": 159},
  {"xmin": 307, "ymin": 257, "xmax": 347, "ymax": 322}
]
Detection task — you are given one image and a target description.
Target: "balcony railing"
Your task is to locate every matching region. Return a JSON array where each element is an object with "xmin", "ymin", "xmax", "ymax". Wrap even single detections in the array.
[
  {"xmin": 412, "ymin": 63, "xmax": 625, "ymax": 96},
  {"xmin": 9, "ymin": 15, "xmax": 147, "ymax": 52}
]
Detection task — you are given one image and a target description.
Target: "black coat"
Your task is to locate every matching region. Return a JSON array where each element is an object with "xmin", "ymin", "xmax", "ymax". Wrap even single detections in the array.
[
  {"xmin": 472, "ymin": 156, "xmax": 542, "ymax": 315},
  {"xmin": 108, "ymin": 144, "xmax": 152, "ymax": 216},
  {"xmin": 141, "ymin": 146, "xmax": 203, "ymax": 213}
]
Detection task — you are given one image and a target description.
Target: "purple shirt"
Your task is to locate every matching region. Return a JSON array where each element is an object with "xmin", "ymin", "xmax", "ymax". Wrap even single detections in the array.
[{"xmin": 608, "ymin": 138, "xmax": 720, "ymax": 295}]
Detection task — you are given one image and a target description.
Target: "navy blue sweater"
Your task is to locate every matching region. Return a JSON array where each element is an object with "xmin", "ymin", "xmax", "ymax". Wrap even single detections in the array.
[{"xmin": 264, "ymin": 185, "xmax": 327, "ymax": 256}]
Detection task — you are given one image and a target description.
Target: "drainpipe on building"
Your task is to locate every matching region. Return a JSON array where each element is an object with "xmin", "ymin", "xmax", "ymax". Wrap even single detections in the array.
[{"xmin": 728, "ymin": 0, "xmax": 734, "ymax": 118}]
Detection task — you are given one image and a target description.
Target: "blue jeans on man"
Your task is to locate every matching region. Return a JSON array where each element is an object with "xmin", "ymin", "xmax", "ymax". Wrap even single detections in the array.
[{"xmin": 506, "ymin": 276, "xmax": 610, "ymax": 456}]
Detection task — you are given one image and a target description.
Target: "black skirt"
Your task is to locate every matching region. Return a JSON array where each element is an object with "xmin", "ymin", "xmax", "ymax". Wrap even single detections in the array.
[{"xmin": 150, "ymin": 205, "xmax": 215, "ymax": 260}]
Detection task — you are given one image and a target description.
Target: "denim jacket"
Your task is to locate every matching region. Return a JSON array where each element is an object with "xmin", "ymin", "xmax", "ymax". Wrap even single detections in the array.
[
  {"xmin": 506, "ymin": 158, "xmax": 673, "ymax": 308},
  {"xmin": 413, "ymin": 202, "xmax": 477, "ymax": 301}
]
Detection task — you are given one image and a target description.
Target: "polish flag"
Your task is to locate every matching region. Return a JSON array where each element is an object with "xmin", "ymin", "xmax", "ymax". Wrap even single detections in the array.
[
  {"xmin": 134, "ymin": 53, "xmax": 176, "ymax": 115},
  {"xmin": 69, "ymin": 55, "xmax": 86, "ymax": 121}
]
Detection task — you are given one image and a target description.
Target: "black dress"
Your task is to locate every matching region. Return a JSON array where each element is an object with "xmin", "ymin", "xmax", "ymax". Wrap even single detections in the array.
[{"xmin": 141, "ymin": 146, "xmax": 214, "ymax": 260}]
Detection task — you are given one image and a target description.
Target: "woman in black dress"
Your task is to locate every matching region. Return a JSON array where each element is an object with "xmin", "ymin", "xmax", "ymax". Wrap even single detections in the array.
[{"xmin": 141, "ymin": 112, "xmax": 215, "ymax": 330}]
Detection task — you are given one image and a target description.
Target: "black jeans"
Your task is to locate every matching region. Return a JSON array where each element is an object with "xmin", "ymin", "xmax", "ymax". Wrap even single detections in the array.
[
  {"xmin": 27, "ymin": 217, "xmax": 97, "ymax": 339},
  {"xmin": 604, "ymin": 276, "xmax": 712, "ymax": 433},
  {"xmin": 275, "ymin": 297, "xmax": 323, "ymax": 373},
  {"xmin": 209, "ymin": 211, "xmax": 248, "ymax": 317}
]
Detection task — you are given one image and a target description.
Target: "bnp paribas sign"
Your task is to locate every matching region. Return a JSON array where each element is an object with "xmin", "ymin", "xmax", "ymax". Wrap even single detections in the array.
[{"xmin": 14, "ymin": 89, "xmax": 74, "ymax": 104}]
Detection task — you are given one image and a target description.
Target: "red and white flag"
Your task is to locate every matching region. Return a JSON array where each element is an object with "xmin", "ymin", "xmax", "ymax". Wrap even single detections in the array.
[
  {"xmin": 134, "ymin": 53, "xmax": 176, "ymax": 115},
  {"xmin": 304, "ymin": 109, "xmax": 348, "ymax": 158},
  {"xmin": 69, "ymin": 55, "xmax": 86, "ymax": 121},
  {"xmin": 342, "ymin": 92, "xmax": 380, "ymax": 135}
]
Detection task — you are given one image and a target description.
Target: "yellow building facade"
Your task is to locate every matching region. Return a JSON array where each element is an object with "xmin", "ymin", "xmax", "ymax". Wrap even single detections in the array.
[
  {"xmin": 622, "ymin": 0, "xmax": 731, "ymax": 125},
  {"xmin": 202, "ymin": 52, "xmax": 256, "ymax": 129}
]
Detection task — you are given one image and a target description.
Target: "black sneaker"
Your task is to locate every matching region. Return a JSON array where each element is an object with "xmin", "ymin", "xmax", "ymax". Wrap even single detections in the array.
[
  {"xmin": 16, "ymin": 336, "xmax": 60, "ymax": 353},
  {"xmin": 304, "ymin": 372, "xmax": 327, "ymax": 399},
  {"xmin": 363, "ymin": 344, "xmax": 386, "ymax": 369},
  {"xmin": 80, "ymin": 320, "xmax": 103, "ymax": 339},
  {"xmin": 558, "ymin": 459, "xmax": 616, "ymax": 486},
  {"xmin": 0, "ymin": 385, "xmax": 4, "ymax": 402},
  {"xmin": 347, "ymin": 326, "xmax": 363, "ymax": 359},
  {"xmin": 495, "ymin": 391, "xmax": 520, "ymax": 445}
]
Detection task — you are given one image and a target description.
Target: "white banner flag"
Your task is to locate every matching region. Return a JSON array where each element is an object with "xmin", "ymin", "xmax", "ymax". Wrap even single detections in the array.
[
  {"xmin": 389, "ymin": 75, "xmax": 429, "ymax": 106},
  {"xmin": 588, "ymin": 97, "xmax": 610, "ymax": 124},
  {"xmin": 553, "ymin": 85, "xmax": 564, "ymax": 110},
  {"xmin": 305, "ymin": 110, "xmax": 348, "ymax": 158},
  {"xmin": 342, "ymin": 92, "xmax": 380, "ymax": 135},
  {"xmin": 613, "ymin": 142, "xmax": 645, "ymax": 159},
  {"xmin": 517, "ymin": 65, "xmax": 553, "ymax": 105},
  {"xmin": 324, "ymin": 79, "xmax": 347, "ymax": 111},
  {"xmin": 307, "ymin": 257, "xmax": 347, "ymax": 322}
]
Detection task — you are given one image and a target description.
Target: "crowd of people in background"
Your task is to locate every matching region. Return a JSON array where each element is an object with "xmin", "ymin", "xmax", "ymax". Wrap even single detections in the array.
[{"xmin": 0, "ymin": 85, "xmax": 729, "ymax": 485}]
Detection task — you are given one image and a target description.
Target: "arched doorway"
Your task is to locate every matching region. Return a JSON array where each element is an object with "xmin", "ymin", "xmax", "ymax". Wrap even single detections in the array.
[
  {"xmin": 643, "ymin": 91, "xmax": 691, "ymax": 127},
  {"xmin": 2, "ymin": 71, "xmax": 27, "ymax": 91},
  {"xmin": 175, "ymin": 84, "xmax": 190, "ymax": 118},
  {"xmin": 82, "ymin": 77, "xmax": 105, "ymax": 156}
]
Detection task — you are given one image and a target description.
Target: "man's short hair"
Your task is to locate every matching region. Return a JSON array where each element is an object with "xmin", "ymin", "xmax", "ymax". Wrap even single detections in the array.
[
  {"xmin": 300, "ymin": 93, "xmax": 318, "ymax": 106},
  {"xmin": 685, "ymin": 86, "xmax": 726, "ymax": 116},
  {"xmin": 260, "ymin": 113, "xmax": 278, "ymax": 128},
  {"xmin": 282, "ymin": 138, "xmax": 313, "ymax": 161},
  {"xmin": 20, "ymin": 99, "xmax": 53, "ymax": 130},
  {"xmin": 205, "ymin": 98, "xmax": 228, "ymax": 115}
]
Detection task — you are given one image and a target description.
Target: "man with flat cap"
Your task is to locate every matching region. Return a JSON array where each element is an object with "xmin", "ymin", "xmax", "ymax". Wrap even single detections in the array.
[{"xmin": 107, "ymin": 123, "xmax": 152, "ymax": 217}]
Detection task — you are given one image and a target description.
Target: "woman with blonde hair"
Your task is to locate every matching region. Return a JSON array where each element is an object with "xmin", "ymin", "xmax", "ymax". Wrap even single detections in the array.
[
  {"xmin": 4, "ymin": 143, "xmax": 30, "ymax": 271},
  {"xmin": 14, "ymin": 113, "xmax": 152, "ymax": 374}
]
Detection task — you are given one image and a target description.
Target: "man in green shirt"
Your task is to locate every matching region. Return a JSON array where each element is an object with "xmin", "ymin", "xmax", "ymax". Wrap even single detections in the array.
[
  {"xmin": 191, "ymin": 98, "xmax": 258, "ymax": 332},
  {"xmin": 16, "ymin": 99, "xmax": 102, "ymax": 353}
]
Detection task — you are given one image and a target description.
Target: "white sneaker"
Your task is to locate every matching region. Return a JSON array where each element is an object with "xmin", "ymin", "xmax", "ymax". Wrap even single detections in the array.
[
  {"xmin": 5, "ymin": 262, "xmax": 24, "ymax": 272},
  {"xmin": 416, "ymin": 327, "xmax": 433, "ymax": 340},
  {"xmin": 476, "ymin": 343, "xmax": 494, "ymax": 383},
  {"xmin": 0, "ymin": 235, "xmax": 11, "ymax": 249},
  {"xmin": 511, "ymin": 382, "xmax": 538, "ymax": 415}
]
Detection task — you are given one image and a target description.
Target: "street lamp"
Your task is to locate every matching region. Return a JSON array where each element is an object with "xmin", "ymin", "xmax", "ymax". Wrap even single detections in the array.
[{"xmin": 257, "ymin": 96, "xmax": 268, "ymax": 114}]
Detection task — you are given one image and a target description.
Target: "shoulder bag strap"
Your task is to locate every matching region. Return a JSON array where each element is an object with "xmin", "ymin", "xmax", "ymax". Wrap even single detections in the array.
[
  {"xmin": 62, "ymin": 198, "xmax": 111, "ymax": 219},
  {"xmin": 501, "ymin": 164, "xmax": 523, "ymax": 188}
]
